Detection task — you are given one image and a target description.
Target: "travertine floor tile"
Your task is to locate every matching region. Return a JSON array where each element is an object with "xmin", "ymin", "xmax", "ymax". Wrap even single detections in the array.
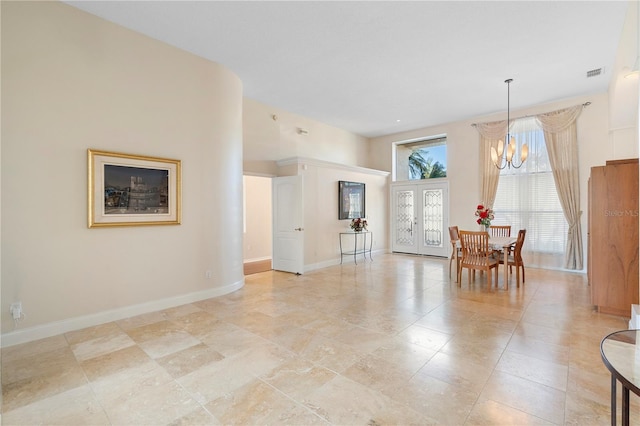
[
  {"xmin": 102, "ymin": 380, "xmax": 200, "ymax": 425},
  {"xmin": 2, "ymin": 353, "xmax": 88, "ymax": 412},
  {"xmin": 415, "ymin": 351, "xmax": 494, "ymax": 393},
  {"xmin": 1, "ymin": 385, "xmax": 109, "ymax": 426},
  {"xmin": 79, "ymin": 344, "xmax": 153, "ymax": 382},
  {"xmin": 64, "ymin": 322, "xmax": 123, "ymax": 345},
  {"xmin": 479, "ymin": 370, "xmax": 566, "ymax": 424},
  {"xmin": 1, "ymin": 335, "xmax": 68, "ymax": 364},
  {"xmin": 300, "ymin": 333, "xmax": 368, "ymax": 373},
  {"xmin": 205, "ymin": 378, "xmax": 309, "ymax": 425},
  {"xmin": 177, "ymin": 356, "xmax": 257, "ymax": 405},
  {"xmin": 342, "ymin": 353, "xmax": 414, "ymax": 393},
  {"xmin": 466, "ymin": 399, "xmax": 554, "ymax": 425},
  {"xmin": 495, "ymin": 350, "xmax": 569, "ymax": 391},
  {"xmin": 370, "ymin": 337, "xmax": 436, "ymax": 373},
  {"xmin": 137, "ymin": 330, "xmax": 201, "ymax": 359},
  {"xmin": 396, "ymin": 323, "xmax": 453, "ymax": 351},
  {"xmin": 89, "ymin": 361, "xmax": 173, "ymax": 405},
  {"xmin": 0, "ymin": 255, "xmax": 626, "ymax": 425},
  {"xmin": 261, "ymin": 357, "xmax": 336, "ymax": 400},
  {"xmin": 155, "ymin": 343, "xmax": 225, "ymax": 379},
  {"xmin": 403, "ymin": 372, "xmax": 480, "ymax": 424},
  {"xmin": 69, "ymin": 332, "xmax": 136, "ymax": 362},
  {"xmin": 505, "ymin": 333, "xmax": 570, "ymax": 364},
  {"xmin": 302, "ymin": 375, "xmax": 433, "ymax": 425},
  {"xmin": 168, "ymin": 406, "xmax": 221, "ymax": 425}
]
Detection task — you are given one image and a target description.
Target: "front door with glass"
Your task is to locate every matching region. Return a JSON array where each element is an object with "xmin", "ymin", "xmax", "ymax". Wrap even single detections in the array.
[{"xmin": 391, "ymin": 181, "xmax": 449, "ymax": 257}]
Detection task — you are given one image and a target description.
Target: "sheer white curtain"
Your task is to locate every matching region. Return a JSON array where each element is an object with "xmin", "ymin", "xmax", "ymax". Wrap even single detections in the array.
[{"xmin": 492, "ymin": 117, "xmax": 569, "ymax": 270}]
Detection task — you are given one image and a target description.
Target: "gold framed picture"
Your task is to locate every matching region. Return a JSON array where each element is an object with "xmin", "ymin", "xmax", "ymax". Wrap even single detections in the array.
[{"xmin": 88, "ymin": 149, "xmax": 181, "ymax": 228}]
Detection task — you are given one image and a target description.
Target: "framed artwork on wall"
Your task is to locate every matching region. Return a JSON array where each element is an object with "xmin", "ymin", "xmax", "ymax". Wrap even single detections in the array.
[
  {"xmin": 88, "ymin": 149, "xmax": 181, "ymax": 228},
  {"xmin": 338, "ymin": 180, "xmax": 366, "ymax": 220}
]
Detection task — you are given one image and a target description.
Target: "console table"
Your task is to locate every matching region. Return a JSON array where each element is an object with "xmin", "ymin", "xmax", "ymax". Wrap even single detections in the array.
[
  {"xmin": 600, "ymin": 329, "xmax": 640, "ymax": 425},
  {"xmin": 339, "ymin": 231, "xmax": 373, "ymax": 265}
]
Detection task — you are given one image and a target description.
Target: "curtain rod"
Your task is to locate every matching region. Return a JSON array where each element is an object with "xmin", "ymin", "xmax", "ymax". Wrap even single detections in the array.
[{"xmin": 471, "ymin": 101, "xmax": 591, "ymax": 127}]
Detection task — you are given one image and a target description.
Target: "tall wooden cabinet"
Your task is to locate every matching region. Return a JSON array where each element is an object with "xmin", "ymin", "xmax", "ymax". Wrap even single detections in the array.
[{"xmin": 589, "ymin": 159, "xmax": 639, "ymax": 317}]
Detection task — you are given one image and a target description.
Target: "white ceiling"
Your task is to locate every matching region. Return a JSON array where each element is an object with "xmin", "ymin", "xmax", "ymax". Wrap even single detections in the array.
[{"xmin": 65, "ymin": 1, "xmax": 629, "ymax": 138}]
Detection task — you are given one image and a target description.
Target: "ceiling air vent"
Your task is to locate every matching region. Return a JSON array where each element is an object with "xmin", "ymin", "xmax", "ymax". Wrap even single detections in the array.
[{"xmin": 586, "ymin": 68, "xmax": 603, "ymax": 78}]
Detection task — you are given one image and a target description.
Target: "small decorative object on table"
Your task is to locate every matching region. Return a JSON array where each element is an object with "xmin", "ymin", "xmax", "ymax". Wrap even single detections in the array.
[
  {"xmin": 475, "ymin": 204, "xmax": 494, "ymax": 230},
  {"xmin": 350, "ymin": 218, "xmax": 368, "ymax": 232}
]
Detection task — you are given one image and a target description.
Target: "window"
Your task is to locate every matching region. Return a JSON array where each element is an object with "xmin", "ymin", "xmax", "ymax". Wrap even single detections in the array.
[
  {"xmin": 492, "ymin": 117, "xmax": 568, "ymax": 269},
  {"xmin": 394, "ymin": 137, "xmax": 447, "ymax": 181}
]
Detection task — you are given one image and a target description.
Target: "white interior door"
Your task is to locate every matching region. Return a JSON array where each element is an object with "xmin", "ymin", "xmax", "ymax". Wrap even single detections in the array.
[
  {"xmin": 272, "ymin": 175, "xmax": 304, "ymax": 274},
  {"xmin": 391, "ymin": 181, "xmax": 449, "ymax": 257}
]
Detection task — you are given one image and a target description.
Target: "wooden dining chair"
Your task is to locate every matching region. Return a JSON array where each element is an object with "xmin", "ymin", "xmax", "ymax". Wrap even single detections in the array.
[
  {"xmin": 457, "ymin": 230, "xmax": 499, "ymax": 287},
  {"xmin": 489, "ymin": 225, "xmax": 511, "ymax": 258},
  {"xmin": 499, "ymin": 229, "xmax": 526, "ymax": 287},
  {"xmin": 448, "ymin": 226, "xmax": 462, "ymax": 280},
  {"xmin": 489, "ymin": 225, "xmax": 511, "ymax": 237}
]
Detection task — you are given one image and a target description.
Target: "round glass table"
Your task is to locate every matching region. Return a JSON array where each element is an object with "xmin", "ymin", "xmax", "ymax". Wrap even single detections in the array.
[{"xmin": 600, "ymin": 329, "xmax": 640, "ymax": 426}]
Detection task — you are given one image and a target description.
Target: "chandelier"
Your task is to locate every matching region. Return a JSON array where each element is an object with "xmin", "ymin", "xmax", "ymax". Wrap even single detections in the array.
[{"xmin": 491, "ymin": 79, "xmax": 528, "ymax": 169}]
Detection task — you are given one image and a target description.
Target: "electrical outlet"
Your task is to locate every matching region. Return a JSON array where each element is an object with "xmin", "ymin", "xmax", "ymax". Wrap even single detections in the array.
[
  {"xmin": 205, "ymin": 271, "xmax": 212, "ymax": 279},
  {"xmin": 10, "ymin": 302, "xmax": 22, "ymax": 320}
]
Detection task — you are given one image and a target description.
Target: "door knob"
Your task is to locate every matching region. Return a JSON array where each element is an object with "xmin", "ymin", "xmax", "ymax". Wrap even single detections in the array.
[{"xmin": 295, "ymin": 227, "xmax": 304, "ymax": 231}]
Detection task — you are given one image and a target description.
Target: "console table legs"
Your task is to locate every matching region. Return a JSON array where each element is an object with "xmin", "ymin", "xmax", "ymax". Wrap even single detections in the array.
[{"xmin": 339, "ymin": 231, "xmax": 373, "ymax": 265}]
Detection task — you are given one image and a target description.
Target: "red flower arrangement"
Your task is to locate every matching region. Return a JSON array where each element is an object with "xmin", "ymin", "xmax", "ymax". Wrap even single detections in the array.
[{"xmin": 475, "ymin": 204, "xmax": 494, "ymax": 227}]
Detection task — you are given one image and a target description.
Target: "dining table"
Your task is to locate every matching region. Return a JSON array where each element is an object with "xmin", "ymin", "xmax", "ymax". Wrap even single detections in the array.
[{"xmin": 454, "ymin": 234, "xmax": 517, "ymax": 289}]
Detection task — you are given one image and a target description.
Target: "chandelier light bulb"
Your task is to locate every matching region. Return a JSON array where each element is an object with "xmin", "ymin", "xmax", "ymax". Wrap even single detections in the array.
[
  {"xmin": 521, "ymin": 144, "xmax": 529, "ymax": 162},
  {"xmin": 491, "ymin": 147, "xmax": 498, "ymax": 164}
]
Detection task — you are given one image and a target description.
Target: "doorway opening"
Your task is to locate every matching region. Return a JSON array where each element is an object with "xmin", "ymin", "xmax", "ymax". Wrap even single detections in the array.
[{"xmin": 243, "ymin": 175, "xmax": 273, "ymax": 275}]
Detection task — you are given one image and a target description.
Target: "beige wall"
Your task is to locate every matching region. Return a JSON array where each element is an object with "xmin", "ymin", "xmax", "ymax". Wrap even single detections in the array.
[
  {"xmin": 1, "ymin": 2, "xmax": 244, "ymax": 343},
  {"xmin": 275, "ymin": 159, "xmax": 389, "ymax": 270},
  {"xmin": 243, "ymin": 98, "xmax": 370, "ymax": 176}
]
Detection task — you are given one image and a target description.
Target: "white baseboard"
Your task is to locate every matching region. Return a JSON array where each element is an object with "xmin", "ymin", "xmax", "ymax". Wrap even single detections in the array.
[{"xmin": 1, "ymin": 279, "xmax": 245, "ymax": 348}]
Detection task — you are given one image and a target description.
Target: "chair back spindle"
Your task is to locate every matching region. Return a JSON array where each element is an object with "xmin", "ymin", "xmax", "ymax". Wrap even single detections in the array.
[{"xmin": 489, "ymin": 225, "xmax": 511, "ymax": 237}]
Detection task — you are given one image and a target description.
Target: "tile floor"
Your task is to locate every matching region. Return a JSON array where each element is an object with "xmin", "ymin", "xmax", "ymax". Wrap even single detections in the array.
[{"xmin": 1, "ymin": 253, "xmax": 636, "ymax": 425}]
